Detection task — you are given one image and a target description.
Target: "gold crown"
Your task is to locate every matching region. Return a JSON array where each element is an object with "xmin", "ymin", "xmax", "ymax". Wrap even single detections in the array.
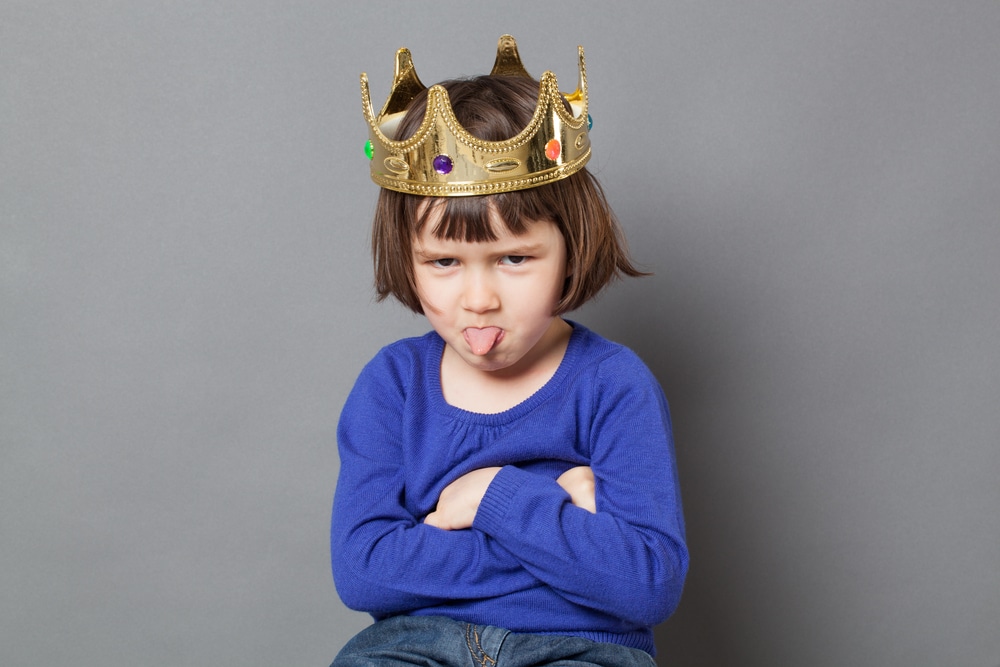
[{"xmin": 361, "ymin": 35, "xmax": 591, "ymax": 197}]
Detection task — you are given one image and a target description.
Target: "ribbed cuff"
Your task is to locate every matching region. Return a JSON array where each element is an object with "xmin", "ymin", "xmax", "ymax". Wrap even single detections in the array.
[{"xmin": 473, "ymin": 465, "xmax": 528, "ymax": 535}]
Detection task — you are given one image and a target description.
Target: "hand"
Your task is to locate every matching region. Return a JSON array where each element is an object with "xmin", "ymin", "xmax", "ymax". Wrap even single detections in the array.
[
  {"xmin": 557, "ymin": 466, "xmax": 597, "ymax": 513},
  {"xmin": 424, "ymin": 467, "xmax": 502, "ymax": 530}
]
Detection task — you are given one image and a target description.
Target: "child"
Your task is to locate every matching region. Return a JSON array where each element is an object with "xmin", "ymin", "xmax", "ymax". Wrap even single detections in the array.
[{"xmin": 331, "ymin": 35, "xmax": 688, "ymax": 666}]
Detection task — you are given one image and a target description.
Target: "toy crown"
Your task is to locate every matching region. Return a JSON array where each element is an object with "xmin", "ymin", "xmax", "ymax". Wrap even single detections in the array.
[{"xmin": 361, "ymin": 34, "xmax": 591, "ymax": 197}]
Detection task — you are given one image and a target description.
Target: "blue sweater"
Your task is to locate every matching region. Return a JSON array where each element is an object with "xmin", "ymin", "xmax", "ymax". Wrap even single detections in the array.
[{"xmin": 331, "ymin": 322, "xmax": 688, "ymax": 655}]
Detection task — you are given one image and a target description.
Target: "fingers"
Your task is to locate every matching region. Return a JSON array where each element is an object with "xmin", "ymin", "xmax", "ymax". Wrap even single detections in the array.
[
  {"xmin": 557, "ymin": 466, "xmax": 597, "ymax": 513},
  {"xmin": 424, "ymin": 467, "xmax": 502, "ymax": 530},
  {"xmin": 423, "ymin": 510, "xmax": 451, "ymax": 530}
]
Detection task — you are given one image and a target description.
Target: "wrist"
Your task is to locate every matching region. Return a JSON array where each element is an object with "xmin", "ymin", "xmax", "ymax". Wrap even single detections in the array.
[{"xmin": 473, "ymin": 465, "xmax": 525, "ymax": 532}]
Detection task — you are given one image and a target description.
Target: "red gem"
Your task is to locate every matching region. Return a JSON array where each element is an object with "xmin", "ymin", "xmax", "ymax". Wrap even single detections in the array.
[{"xmin": 545, "ymin": 139, "xmax": 561, "ymax": 161}]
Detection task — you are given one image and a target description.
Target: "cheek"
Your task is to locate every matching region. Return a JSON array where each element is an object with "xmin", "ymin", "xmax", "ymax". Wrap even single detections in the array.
[
  {"xmin": 413, "ymin": 274, "xmax": 450, "ymax": 316},
  {"xmin": 548, "ymin": 261, "xmax": 571, "ymax": 299},
  {"xmin": 514, "ymin": 273, "xmax": 565, "ymax": 317},
  {"xmin": 412, "ymin": 265, "xmax": 433, "ymax": 297}
]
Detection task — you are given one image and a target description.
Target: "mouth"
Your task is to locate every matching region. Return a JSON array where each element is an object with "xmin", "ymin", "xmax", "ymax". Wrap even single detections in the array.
[{"xmin": 463, "ymin": 326, "xmax": 504, "ymax": 355}]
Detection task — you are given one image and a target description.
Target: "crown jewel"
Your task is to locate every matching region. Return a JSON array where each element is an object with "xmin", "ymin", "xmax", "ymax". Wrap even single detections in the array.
[{"xmin": 361, "ymin": 35, "xmax": 591, "ymax": 197}]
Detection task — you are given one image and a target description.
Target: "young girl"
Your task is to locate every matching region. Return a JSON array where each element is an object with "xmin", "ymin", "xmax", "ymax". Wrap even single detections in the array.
[{"xmin": 331, "ymin": 35, "xmax": 688, "ymax": 666}]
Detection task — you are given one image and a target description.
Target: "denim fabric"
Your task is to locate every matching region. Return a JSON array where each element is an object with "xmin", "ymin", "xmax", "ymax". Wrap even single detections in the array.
[{"xmin": 331, "ymin": 615, "xmax": 656, "ymax": 667}]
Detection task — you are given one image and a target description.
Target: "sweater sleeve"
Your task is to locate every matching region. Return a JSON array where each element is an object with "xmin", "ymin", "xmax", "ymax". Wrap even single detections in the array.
[
  {"xmin": 331, "ymin": 351, "xmax": 539, "ymax": 616},
  {"xmin": 472, "ymin": 349, "xmax": 689, "ymax": 626}
]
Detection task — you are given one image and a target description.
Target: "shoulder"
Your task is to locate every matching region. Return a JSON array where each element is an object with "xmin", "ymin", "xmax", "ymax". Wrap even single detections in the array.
[
  {"xmin": 566, "ymin": 321, "xmax": 659, "ymax": 384},
  {"xmin": 369, "ymin": 330, "xmax": 439, "ymax": 363},
  {"xmin": 351, "ymin": 331, "xmax": 441, "ymax": 393},
  {"xmin": 562, "ymin": 322, "xmax": 669, "ymax": 421},
  {"xmin": 563, "ymin": 324, "xmax": 674, "ymax": 458}
]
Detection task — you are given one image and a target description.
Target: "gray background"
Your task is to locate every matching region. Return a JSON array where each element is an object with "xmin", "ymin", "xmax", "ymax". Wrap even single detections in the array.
[{"xmin": 2, "ymin": 2, "xmax": 998, "ymax": 666}]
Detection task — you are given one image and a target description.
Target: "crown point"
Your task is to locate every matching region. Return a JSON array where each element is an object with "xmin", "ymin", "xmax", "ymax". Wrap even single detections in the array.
[
  {"xmin": 491, "ymin": 34, "xmax": 532, "ymax": 78},
  {"xmin": 379, "ymin": 47, "xmax": 427, "ymax": 118}
]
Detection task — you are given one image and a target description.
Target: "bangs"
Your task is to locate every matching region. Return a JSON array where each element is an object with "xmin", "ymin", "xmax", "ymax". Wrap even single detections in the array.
[{"xmin": 414, "ymin": 190, "xmax": 556, "ymax": 243}]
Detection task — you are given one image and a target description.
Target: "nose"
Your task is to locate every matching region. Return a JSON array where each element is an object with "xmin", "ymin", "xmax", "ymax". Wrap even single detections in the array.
[{"xmin": 461, "ymin": 269, "xmax": 500, "ymax": 313}]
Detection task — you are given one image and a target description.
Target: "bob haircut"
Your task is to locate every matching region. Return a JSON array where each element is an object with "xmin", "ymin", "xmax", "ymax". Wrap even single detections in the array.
[{"xmin": 372, "ymin": 75, "xmax": 646, "ymax": 315}]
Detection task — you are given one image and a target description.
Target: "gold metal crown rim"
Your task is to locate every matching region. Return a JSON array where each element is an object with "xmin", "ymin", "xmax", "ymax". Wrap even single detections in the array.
[{"xmin": 369, "ymin": 148, "xmax": 592, "ymax": 196}]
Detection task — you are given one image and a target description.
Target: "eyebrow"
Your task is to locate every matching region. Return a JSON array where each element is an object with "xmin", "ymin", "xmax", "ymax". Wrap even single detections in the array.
[
  {"xmin": 412, "ymin": 248, "xmax": 439, "ymax": 260},
  {"xmin": 413, "ymin": 242, "xmax": 544, "ymax": 259},
  {"xmin": 502, "ymin": 243, "xmax": 543, "ymax": 255}
]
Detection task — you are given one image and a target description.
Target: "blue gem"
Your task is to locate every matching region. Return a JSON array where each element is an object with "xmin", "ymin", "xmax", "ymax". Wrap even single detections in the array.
[{"xmin": 587, "ymin": 114, "xmax": 593, "ymax": 131}]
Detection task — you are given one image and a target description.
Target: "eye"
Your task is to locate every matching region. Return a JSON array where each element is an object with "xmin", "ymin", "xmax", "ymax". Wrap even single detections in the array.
[
  {"xmin": 500, "ymin": 255, "xmax": 528, "ymax": 266},
  {"xmin": 430, "ymin": 258, "xmax": 457, "ymax": 268}
]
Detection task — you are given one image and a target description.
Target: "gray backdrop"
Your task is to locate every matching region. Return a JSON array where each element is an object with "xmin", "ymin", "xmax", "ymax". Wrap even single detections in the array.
[{"xmin": 3, "ymin": 2, "xmax": 998, "ymax": 666}]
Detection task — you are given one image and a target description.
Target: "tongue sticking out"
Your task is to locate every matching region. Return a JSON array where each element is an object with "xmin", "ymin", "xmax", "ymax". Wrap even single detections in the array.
[{"xmin": 464, "ymin": 327, "xmax": 503, "ymax": 355}]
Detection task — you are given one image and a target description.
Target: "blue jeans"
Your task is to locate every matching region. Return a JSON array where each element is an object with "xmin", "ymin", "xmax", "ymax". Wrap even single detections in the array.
[{"xmin": 331, "ymin": 615, "xmax": 656, "ymax": 667}]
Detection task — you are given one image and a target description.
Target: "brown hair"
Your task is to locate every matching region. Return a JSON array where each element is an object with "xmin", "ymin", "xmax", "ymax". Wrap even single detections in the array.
[{"xmin": 372, "ymin": 75, "xmax": 646, "ymax": 315}]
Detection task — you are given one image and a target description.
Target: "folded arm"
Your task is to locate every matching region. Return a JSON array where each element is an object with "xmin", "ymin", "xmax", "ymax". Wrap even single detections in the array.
[
  {"xmin": 330, "ymin": 362, "xmax": 540, "ymax": 615},
  {"xmin": 469, "ymin": 359, "xmax": 689, "ymax": 626}
]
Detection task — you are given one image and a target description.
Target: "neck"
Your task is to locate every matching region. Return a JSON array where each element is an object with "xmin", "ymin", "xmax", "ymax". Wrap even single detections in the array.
[{"xmin": 440, "ymin": 318, "xmax": 572, "ymax": 414}]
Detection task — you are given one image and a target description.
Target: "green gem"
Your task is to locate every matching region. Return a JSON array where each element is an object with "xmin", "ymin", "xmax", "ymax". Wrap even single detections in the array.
[{"xmin": 364, "ymin": 140, "xmax": 374, "ymax": 160}]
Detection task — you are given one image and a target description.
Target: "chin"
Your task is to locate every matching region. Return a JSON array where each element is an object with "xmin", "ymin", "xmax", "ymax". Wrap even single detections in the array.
[{"xmin": 461, "ymin": 350, "xmax": 520, "ymax": 373}]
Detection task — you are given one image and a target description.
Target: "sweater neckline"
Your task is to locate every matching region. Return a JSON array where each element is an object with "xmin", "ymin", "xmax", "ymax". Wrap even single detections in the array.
[{"xmin": 425, "ymin": 320, "xmax": 585, "ymax": 425}]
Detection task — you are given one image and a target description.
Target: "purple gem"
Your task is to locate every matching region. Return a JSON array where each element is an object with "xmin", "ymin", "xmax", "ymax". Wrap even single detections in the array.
[{"xmin": 433, "ymin": 154, "xmax": 453, "ymax": 175}]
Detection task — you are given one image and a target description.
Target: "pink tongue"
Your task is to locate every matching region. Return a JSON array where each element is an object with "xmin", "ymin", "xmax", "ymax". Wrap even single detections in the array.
[{"xmin": 464, "ymin": 327, "xmax": 503, "ymax": 355}]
